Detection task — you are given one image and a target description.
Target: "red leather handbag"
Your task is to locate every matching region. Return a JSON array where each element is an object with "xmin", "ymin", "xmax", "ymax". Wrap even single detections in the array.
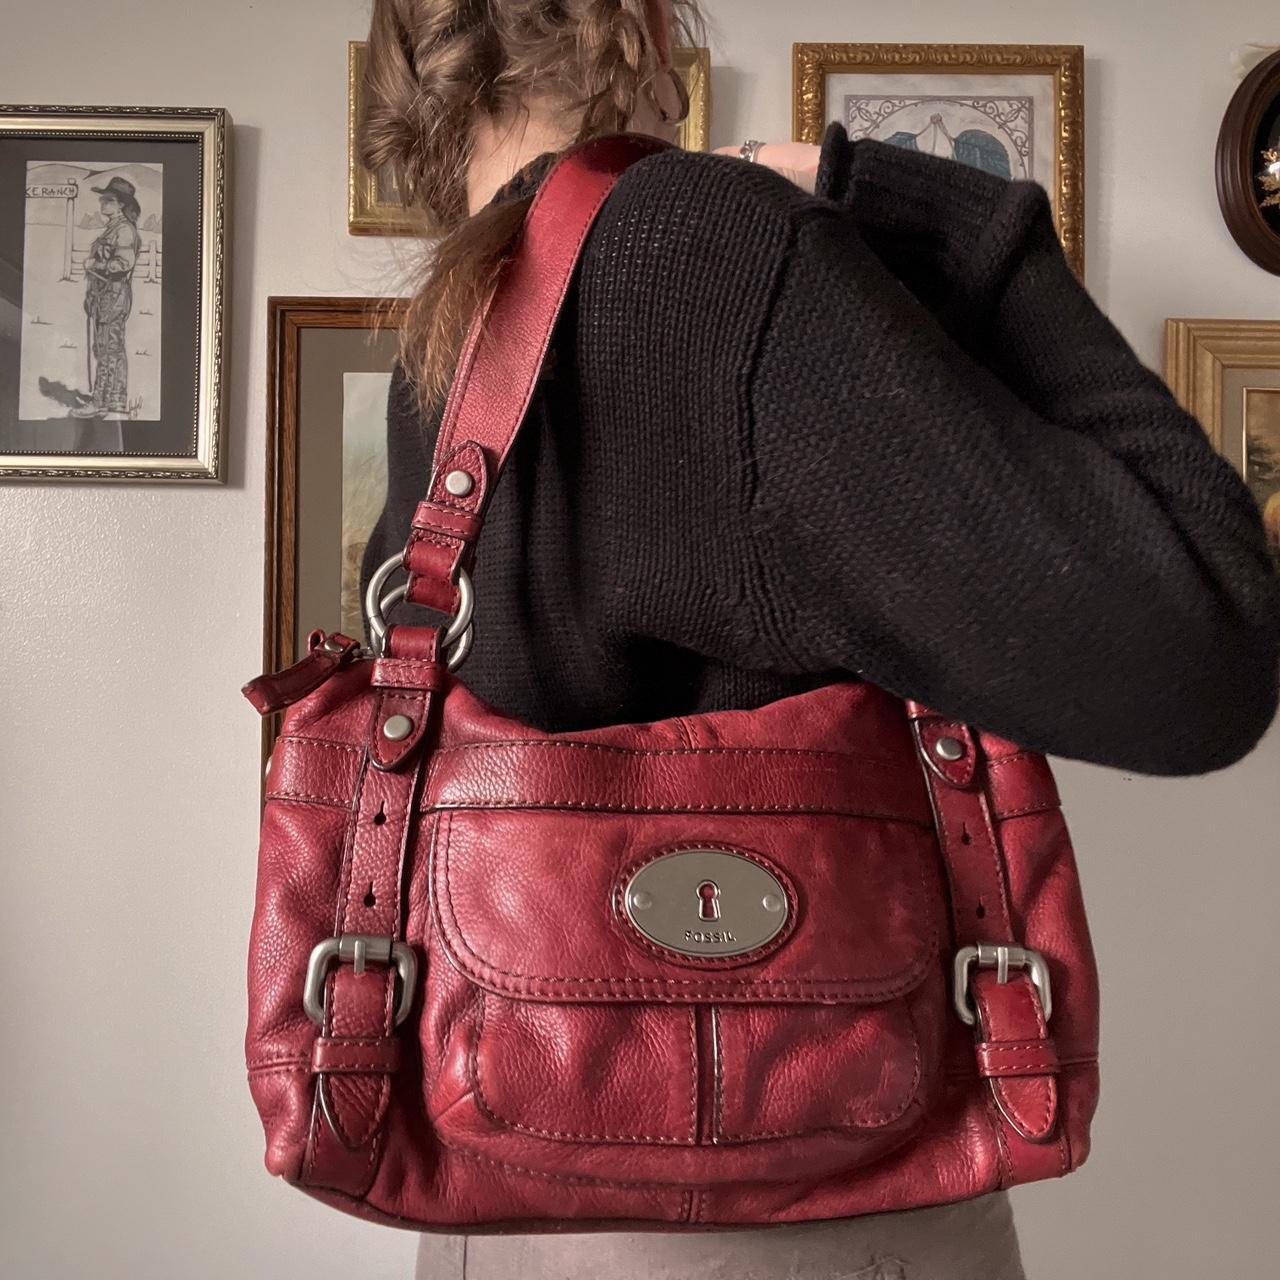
[{"xmin": 243, "ymin": 133, "xmax": 1100, "ymax": 1231}]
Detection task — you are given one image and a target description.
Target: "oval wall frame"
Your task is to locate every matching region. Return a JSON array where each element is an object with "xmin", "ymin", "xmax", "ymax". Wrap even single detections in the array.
[{"xmin": 1217, "ymin": 49, "xmax": 1280, "ymax": 274}]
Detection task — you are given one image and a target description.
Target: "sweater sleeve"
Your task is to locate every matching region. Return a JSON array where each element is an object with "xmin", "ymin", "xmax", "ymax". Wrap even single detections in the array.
[{"xmin": 744, "ymin": 179, "xmax": 1280, "ymax": 776}]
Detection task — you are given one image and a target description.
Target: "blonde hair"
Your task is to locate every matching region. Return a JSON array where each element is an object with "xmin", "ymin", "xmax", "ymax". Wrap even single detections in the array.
[{"xmin": 362, "ymin": 0, "xmax": 707, "ymax": 418}]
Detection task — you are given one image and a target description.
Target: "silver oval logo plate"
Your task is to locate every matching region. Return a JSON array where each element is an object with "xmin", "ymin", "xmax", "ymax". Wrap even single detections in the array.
[{"xmin": 622, "ymin": 848, "xmax": 790, "ymax": 958}]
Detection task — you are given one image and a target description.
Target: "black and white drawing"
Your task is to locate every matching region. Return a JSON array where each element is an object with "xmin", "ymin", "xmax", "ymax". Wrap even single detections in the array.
[
  {"xmin": 844, "ymin": 95, "xmax": 1035, "ymax": 180},
  {"xmin": 20, "ymin": 160, "xmax": 164, "ymax": 422},
  {"xmin": 1, "ymin": 105, "xmax": 226, "ymax": 481}
]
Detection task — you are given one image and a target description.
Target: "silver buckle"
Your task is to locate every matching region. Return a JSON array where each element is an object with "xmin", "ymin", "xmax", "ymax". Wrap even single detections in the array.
[
  {"xmin": 364, "ymin": 553, "xmax": 474, "ymax": 670},
  {"xmin": 302, "ymin": 934, "xmax": 418, "ymax": 1027},
  {"xmin": 953, "ymin": 943, "xmax": 1052, "ymax": 1027}
]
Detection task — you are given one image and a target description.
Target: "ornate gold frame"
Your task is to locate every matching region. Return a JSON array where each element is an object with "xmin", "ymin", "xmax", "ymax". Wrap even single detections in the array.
[
  {"xmin": 1164, "ymin": 318, "xmax": 1280, "ymax": 452},
  {"xmin": 792, "ymin": 43, "xmax": 1085, "ymax": 277},
  {"xmin": 0, "ymin": 104, "xmax": 228, "ymax": 481},
  {"xmin": 674, "ymin": 47, "xmax": 712, "ymax": 153},
  {"xmin": 348, "ymin": 41, "xmax": 426, "ymax": 237}
]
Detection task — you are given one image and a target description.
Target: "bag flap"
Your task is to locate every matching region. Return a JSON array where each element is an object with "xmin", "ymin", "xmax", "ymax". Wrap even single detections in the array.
[{"xmin": 430, "ymin": 803, "xmax": 946, "ymax": 1005}]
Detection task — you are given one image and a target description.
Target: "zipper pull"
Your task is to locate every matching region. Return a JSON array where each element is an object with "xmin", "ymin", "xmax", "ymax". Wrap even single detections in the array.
[{"xmin": 242, "ymin": 630, "xmax": 363, "ymax": 716}]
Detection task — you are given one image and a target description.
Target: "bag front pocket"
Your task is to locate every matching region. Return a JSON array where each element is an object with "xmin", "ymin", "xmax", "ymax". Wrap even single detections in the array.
[{"xmin": 420, "ymin": 806, "xmax": 949, "ymax": 1185}]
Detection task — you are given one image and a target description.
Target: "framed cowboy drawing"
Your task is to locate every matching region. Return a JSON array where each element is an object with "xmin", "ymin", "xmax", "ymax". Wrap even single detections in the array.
[
  {"xmin": 792, "ymin": 43, "xmax": 1085, "ymax": 277},
  {"xmin": 0, "ymin": 106, "xmax": 228, "ymax": 481}
]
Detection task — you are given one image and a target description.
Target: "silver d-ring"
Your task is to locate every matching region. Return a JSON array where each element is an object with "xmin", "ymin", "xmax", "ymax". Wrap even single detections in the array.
[{"xmin": 364, "ymin": 553, "xmax": 475, "ymax": 669}]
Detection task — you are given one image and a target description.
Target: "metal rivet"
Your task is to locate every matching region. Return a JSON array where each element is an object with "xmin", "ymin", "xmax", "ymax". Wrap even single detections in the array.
[
  {"xmin": 382, "ymin": 714, "xmax": 414, "ymax": 742},
  {"xmin": 762, "ymin": 893, "xmax": 784, "ymax": 914},
  {"xmin": 629, "ymin": 891, "xmax": 653, "ymax": 912},
  {"xmin": 935, "ymin": 736, "xmax": 965, "ymax": 762},
  {"xmin": 444, "ymin": 469, "xmax": 474, "ymax": 497}
]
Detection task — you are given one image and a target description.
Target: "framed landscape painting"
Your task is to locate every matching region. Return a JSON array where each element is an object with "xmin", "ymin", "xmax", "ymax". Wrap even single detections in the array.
[
  {"xmin": 348, "ymin": 41, "xmax": 425, "ymax": 237},
  {"xmin": 263, "ymin": 296, "xmax": 404, "ymax": 758},
  {"xmin": 793, "ymin": 43, "xmax": 1084, "ymax": 277},
  {"xmin": 0, "ymin": 105, "xmax": 228, "ymax": 481},
  {"xmin": 1165, "ymin": 319, "xmax": 1280, "ymax": 570}
]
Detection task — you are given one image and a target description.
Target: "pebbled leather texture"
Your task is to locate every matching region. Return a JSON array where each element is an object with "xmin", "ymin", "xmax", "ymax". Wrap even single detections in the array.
[
  {"xmin": 246, "ymin": 669, "xmax": 1099, "ymax": 1228},
  {"xmin": 243, "ymin": 133, "xmax": 1099, "ymax": 1231}
]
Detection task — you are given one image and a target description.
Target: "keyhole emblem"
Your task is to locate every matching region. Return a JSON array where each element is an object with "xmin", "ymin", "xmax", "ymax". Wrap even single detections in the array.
[
  {"xmin": 697, "ymin": 880, "xmax": 721, "ymax": 921},
  {"xmin": 622, "ymin": 849, "xmax": 789, "ymax": 958}
]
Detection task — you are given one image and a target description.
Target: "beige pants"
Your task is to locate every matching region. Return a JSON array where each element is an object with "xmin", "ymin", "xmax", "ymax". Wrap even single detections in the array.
[{"xmin": 414, "ymin": 1192, "xmax": 1025, "ymax": 1279}]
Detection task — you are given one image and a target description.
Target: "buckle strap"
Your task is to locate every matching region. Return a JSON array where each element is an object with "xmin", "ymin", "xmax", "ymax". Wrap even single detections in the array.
[
  {"xmin": 975, "ymin": 1039, "xmax": 1061, "ymax": 1078},
  {"xmin": 907, "ymin": 700, "xmax": 1066, "ymax": 1179},
  {"xmin": 302, "ymin": 935, "xmax": 417, "ymax": 1028},
  {"xmin": 300, "ymin": 644, "xmax": 440, "ymax": 1193},
  {"xmin": 403, "ymin": 441, "xmax": 490, "ymax": 613},
  {"xmin": 311, "ymin": 1035, "xmax": 403, "ymax": 1076},
  {"xmin": 954, "ymin": 943, "xmax": 1052, "ymax": 1027},
  {"xmin": 972, "ymin": 972, "xmax": 1060, "ymax": 1143}
]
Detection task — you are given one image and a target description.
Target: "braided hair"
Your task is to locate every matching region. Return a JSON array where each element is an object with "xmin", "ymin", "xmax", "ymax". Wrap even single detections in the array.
[{"xmin": 361, "ymin": 0, "xmax": 706, "ymax": 417}]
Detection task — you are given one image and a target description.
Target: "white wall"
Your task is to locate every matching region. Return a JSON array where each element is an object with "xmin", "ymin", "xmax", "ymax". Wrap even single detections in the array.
[{"xmin": 1, "ymin": 3, "xmax": 1276, "ymax": 1277}]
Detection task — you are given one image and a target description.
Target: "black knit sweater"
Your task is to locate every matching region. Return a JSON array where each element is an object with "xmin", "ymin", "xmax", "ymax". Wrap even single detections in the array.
[{"xmin": 361, "ymin": 122, "xmax": 1280, "ymax": 776}]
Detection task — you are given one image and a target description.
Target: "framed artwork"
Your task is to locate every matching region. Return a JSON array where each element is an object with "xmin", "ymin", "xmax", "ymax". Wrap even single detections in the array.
[
  {"xmin": 1165, "ymin": 319, "xmax": 1280, "ymax": 569},
  {"xmin": 264, "ymin": 297, "xmax": 404, "ymax": 712},
  {"xmin": 0, "ymin": 105, "xmax": 228, "ymax": 481},
  {"xmin": 348, "ymin": 41, "xmax": 713, "ymax": 236},
  {"xmin": 674, "ymin": 46, "xmax": 712, "ymax": 152},
  {"xmin": 1216, "ymin": 48, "xmax": 1280, "ymax": 275},
  {"xmin": 792, "ymin": 43, "xmax": 1085, "ymax": 277},
  {"xmin": 348, "ymin": 41, "xmax": 426, "ymax": 237}
]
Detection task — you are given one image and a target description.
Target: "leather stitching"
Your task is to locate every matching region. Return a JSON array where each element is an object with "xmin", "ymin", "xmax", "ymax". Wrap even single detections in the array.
[
  {"xmin": 429, "ymin": 797, "xmax": 929, "ymax": 823},
  {"xmin": 276, "ymin": 736, "xmax": 364, "ymax": 755},
  {"xmin": 267, "ymin": 788, "xmax": 353, "ymax": 808},
  {"xmin": 436, "ymin": 1133, "xmax": 694, "ymax": 1194},
  {"xmin": 436, "ymin": 813, "xmax": 939, "ymax": 997},
  {"xmin": 468, "ymin": 990, "xmax": 700, "ymax": 1145},
  {"xmin": 711, "ymin": 1006, "xmax": 723, "ymax": 1142},
  {"xmin": 431, "ymin": 740, "xmax": 909, "ymax": 767},
  {"xmin": 689, "ymin": 1008, "xmax": 699, "ymax": 1143},
  {"xmin": 974, "ymin": 978, "xmax": 1056, "ymax": 1141},
  {"xmin": 715, "ymin": 990, "xmax": 925, "ymax": 1140}
]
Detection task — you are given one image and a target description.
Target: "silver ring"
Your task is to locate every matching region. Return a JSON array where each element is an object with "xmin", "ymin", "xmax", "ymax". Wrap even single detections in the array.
[
  {"xmin": 739, "ymin": 139, "xmax": 765, "ymax": 164},
  {"xmin": 364, "ymin": 552, "xmax": 474, "ymax": 670}
]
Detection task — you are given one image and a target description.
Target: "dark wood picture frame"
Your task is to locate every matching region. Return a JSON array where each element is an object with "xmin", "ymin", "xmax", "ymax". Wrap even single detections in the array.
[
  {"xmin": 262, "ymin": 295, "xmax": 404, "ymax": 767},
  {"xmin": 1216, "ymin": 49, "xmax": 1280, "ymax": 274}
]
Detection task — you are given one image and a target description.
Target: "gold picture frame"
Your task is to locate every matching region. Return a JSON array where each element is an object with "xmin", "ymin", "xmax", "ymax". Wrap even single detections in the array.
[
  {"xmin": 1165, "ymin": 318, "xmax": 1280, "ymax": 567},
  {"xmin": 674, "ymin": 46, "xmax": 712, "ymax": 153},
  {"xmin": 792, "ymin": 42, "xmax": 1085, "ymax": 277},
  {"xmin": 348, "ymin": 42, "xmax": 713, "ymax": 235},
  {"xmin": 348, "ymin": 41, "xmax": 426, "ymax": 237}
]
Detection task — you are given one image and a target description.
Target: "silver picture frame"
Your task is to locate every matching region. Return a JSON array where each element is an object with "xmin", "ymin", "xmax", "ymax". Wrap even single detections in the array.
[{"xmin": 0, "ymin": 105, "xmax": 229, "ymax": 482}]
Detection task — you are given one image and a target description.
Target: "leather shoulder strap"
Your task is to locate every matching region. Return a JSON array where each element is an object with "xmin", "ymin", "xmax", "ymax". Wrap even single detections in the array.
[{"xmin": 401, "ymin": 131, "xmax": 673, "ymax": 614}]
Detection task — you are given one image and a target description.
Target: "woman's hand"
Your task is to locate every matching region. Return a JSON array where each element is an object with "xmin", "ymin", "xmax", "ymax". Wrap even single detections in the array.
[{"xmin": 713, "ymin": 142, "xmax": 821, "ymax": 194}]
